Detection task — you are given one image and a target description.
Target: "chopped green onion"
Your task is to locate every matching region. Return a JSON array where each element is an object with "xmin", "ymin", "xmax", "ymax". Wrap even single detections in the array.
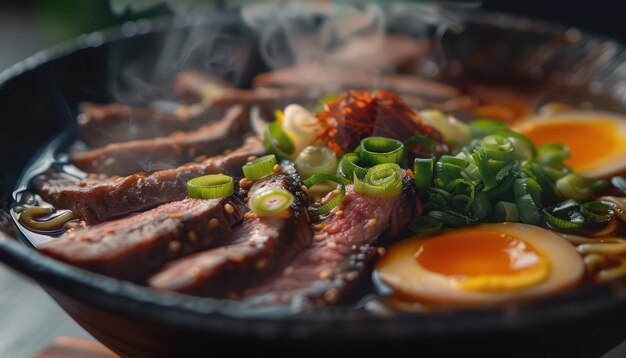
[
  {"xmin": 427, "ymin": 210, "xmax": 477, "ymax": 228},
  {"xmin": 360, "ymin": 137, "xmax": 404, "ymax": 166},
  {"xmin": 242, "ymin": 154, "xmax": 278, "ymax": 181},
  {"xmin": 469, "ymin": 119, "xmax": 508, "ymax": 139},
  {"xmin": 480, "ymin": 135, "xmax": 515, "ymax": 161},
  {"xmin": 408, "ymin": 216, "xmax": 443, "ymax": 236},
  {"xmin": 543, "ymin": 166, "xmax": 571, "ymax": 181},
  {"xmin": 440, "ymin": 155, "xmax": 467, "ymax": 168},
  {"xmin": 303, "ymin": 174, "xmax": 346, "ymax": 215},
  {"xmin": 414, "ymin": 158, "xmax": 434, "ymax": 190},
  {"xmin": 471, "ymin": 191, "xmax": 492, "ymax": 220},
  {"xmin": 556, "ymin": 173, "xmax": 591, "ymax": 201},
  {"xmin": 404, "ymin": 135, "xmax": 436, "ymax": 159},
  {"xmin": 591, "ymin": 179, "xmax": 609, "ymax": 192},
  {"xmin": 493, "ymin": 201, "xmax": 520, "ymax": 222},
  {"xmin": 354, "ymin": 163, "xmax": 403, "ymax": 199},
  {"xmin": 537, "ymin": 143, "xmax": 570, "ymax": 166},
  {"xmin": 249, "ymin": 187, "xmax": 294, "ymax": 216},
  {"xmin": 516, "ymin": 193, "xmax": 542, "ymax": 226},
  {"xmin": 496, "ymin": 130, "xmax": 536, "ymax": 161},
  {"xmin": 611, "ymin": 176, "xmax": 626, "ymax": 194},
  {"xmin": 543, "ymin": 207, "xmax": 583, "ymax": 230},
  {"xmin": 294, "ymin": 146, "xmax": 339, "ymax": 180},
  {"xmin": 514, "ymin": 178, "xmax": 542, "ymax": 204},
  {"xmin": 263, "ymin": 123, "xmax": 295, "ymax": 160},
  {"xmin": 472, "ymin": 150, "xmax": 497, "ymax": 191},
  {"xmin": 187, "ymin": 174, "xmax": 234, "ymax": 199},
  {"xmin": 339, "ymin": 152, "xmax": 368, "ymax": 180}
]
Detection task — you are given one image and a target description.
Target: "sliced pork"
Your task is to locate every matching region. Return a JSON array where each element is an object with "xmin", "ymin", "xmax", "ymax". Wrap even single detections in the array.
[
  {"xmin": 148, "ymin": 173, "xmax": 312, "ymax": 297},
  {"xmin": 243, "ymin": 173, "xmax": 420, "ymax": 309},
  {"xmin": 35, "ymin": 136, "xmax": 263, "ymax": 224},
  {"xmin": 71, "ymin": 105, "xmax": 248, "ymax": 176},
  {"xmin": 39, "ymin": 196, "xmax": 246, "ymax": 282}
]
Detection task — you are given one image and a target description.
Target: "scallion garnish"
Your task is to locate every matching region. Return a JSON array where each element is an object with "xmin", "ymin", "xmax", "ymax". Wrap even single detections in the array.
[
  {"xmin": 249, "ymin": 187, "xmax": 294, "ymax": 216},
  {"xmin": 187, "ymin": 174, "xmax": 234, "ymax": 199},
  {"xmin": 413, "ymin": 158, "xmax": 434, "ymax": 190},
  {"xmin": 304, "ymin": 174, "xmax": 346, "ymax": 215},
  {"xmin": 555, "ymin": 173, "xmax": 591, "ymax": 201},
  {"xmin": 263, "ymin": 122, "xmax": 295, "ymax": 160},
  {"xmin": 360, "ymin": 137, "xmax": 404, "ymax": 166},
  {"xmin": 408, "ymin": 216, "xmax": 443, "ymax": 236},
  {"xmin": 354, "ymin": 163, "xmax": 403, "ymax": 199},
  {"xmin": 339, "ymin": 152, "xmax": 368, "ymax": 180},
  {"xmin": 294, "ymin": 146, "xmax": 339, "ymax": 180},
  {"xmin": 469, "ymin": 119, "xmax": 508, "ymax": 139},
  {"xmin": 242, "ymin": 154, "xmax": 278, "ymax": 181},
  {"xmin": 493, "ymin": 201, "xmax": 520, "ymax": 222}
]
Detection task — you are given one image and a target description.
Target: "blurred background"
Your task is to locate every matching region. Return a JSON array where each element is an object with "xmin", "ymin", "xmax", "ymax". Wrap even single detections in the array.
[{"xmin": 1, "ymin": 0, "xmax": 626, "ymax": 357}]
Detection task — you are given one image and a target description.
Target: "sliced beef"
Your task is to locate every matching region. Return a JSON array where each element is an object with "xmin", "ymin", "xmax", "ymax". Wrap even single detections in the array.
[
  {"xmin": 148, "ymin": 173, "xmax": 312, "ymax": 297},
  {"xmin": 253, "ymin": 65, "xmax": 460, "ymax": 101},
  {"xmin": 79, "ymin": 88, "xmax": 311, "ymax": 147},
  {"xmin": 39, "ymin": 196, "xmax": 246, "ymax": 282},
  {"xmin": 35, "ymin": 136, "xmax": 263, "ymax": 224},
  {"xmin": 77, "ymin": 102, "xmax": 214, "ymax": 147},
  {"xmin": 71, "ymin": 105, "xmax": 248, "ymax": 176},
  {"xmin": 172, "ymin": 71, "xmax": 234, "ymax": 103},
  {"xmin": 243, "ymin": 173, "xmax": 420, "ymax": 309}
]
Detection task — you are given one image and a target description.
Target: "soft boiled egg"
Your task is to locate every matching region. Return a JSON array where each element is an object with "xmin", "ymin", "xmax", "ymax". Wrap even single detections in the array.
[
  {"xmin": 375, "ymin": 223, "xmax": 583, "ymax": 308},
  {"xmin": 512, "ymin": 111, "xmax": 626, "ymax": 179}
]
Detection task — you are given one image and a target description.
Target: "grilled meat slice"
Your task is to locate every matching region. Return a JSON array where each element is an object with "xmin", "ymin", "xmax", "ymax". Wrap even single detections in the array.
[
  {"xmin": 77, "ymin": 102, "xmax": 215, "ymax": 147},
  {"xmin": 243, "ymin": 173, "xmax": 420, "ymax": 309},
  {"xmin": 148, "ymin": 173, "xmax": 312, "ymax": 297},
  {"xmin": 35, "ymin": 136, "xmax": 263, "ymax": 224},
  {"xmin": 39, "ymin": 196, "xmax": 246, "ymax": 282},
  {"xmin": 71, "ymin": 105, "xmax": 248, "ymax": 176}
]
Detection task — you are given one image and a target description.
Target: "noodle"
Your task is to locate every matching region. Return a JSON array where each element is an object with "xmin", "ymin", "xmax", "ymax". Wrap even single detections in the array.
[
  {"xmin": 18, "ymin": 206, "xmax": 76, "ymax": 231},
  {"xmin": 583, "ymin": 253, "xmax": 606, "ymax": 273},
  {"xmin": 596, "ymin": 258, "xmax": 626, "ymax": 283},
  {"xmin": 576, "ymin": 243, "xmax": 626, "ymax": 255}
]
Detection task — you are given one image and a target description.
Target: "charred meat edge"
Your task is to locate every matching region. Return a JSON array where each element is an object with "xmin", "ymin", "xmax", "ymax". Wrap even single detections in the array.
[
  {"xmin": 38, "ymin": 196, "xmax": 246, "ymax": 282},
  {"xmin": 35, "ymin": 136, "xmax": 263, "ymax": 224},
  {"xmin": 148, "ymin": 173, "xmax": 312, "ymax": 297},
  {"xmin": 243, "ymin": 173, "xmax": 420, "ymax": 309},
  {"xmin": 71, "ymin": 105, "xmax": 249, "ymax": 176}
]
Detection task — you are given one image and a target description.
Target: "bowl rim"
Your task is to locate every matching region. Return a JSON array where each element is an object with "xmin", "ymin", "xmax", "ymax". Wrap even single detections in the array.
[{"xmin": 2, "ymin": 4, "xmax": 626, "ymax": 340}]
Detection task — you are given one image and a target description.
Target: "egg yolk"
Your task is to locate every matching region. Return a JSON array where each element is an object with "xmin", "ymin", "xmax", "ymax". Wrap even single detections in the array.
[
  {"xmin": 415, "ymin": 231, "xmax": 549, "ymax": 291},
  {"xmin": 518, "ymin": 120, "xmax": 617, "ymax": 172}
]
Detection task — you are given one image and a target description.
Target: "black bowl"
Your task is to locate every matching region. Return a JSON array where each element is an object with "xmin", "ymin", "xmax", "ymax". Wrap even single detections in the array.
[{"xmin": 2, "ymin": 4, "xmax": 626, "ymax": 357}]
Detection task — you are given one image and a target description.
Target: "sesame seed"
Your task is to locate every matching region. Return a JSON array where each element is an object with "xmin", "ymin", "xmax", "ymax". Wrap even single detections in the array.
[
  {"xmin": 278, "ymin": 210, "xmax": 291, "ymax": 219},
  {"xmin": 247, "ymin": 155, "xmax": 258, "ymax": 162},
  {"xmin": 283, "ymin": 266, "xmax": 294, "ymax": 276},
  {"xmin": 208, "ymin": 218, "xmax": 220, "ymax": 229},
  {"xmin": 327, "ymin": 241, "xmax": 337, "ymax": 249},
  {"xmin": 188, "ymin": 230, "xmax": 198, "ymax": 242},
  {"xmin": 313, "ymin": 223, "xmax": 326, "ymax": 230},
  {"xmin": 78, "ymin": 181, "xmax": 87, "ymax": 187},
  {"xmin": 240, "ymin": 189, "xmax": 248, "ymax": 196},
  {"xmin": 300, "ymin": 185, "xmax": 309, "ymax": 194},
  {"xmin": 106, "ymin": 229, "xmax": 116, "ymax": 235},
  {"xmin": 365, "ymin": 218, "xmax": 377, "ymax": 229},
  {"xmin": 273, "ymin": 164, "xmax": 281, "ymax": 173},
  {"xmin": 230, "ymin": 254, "xmax": 245, "ymax": 263},
  {"xmin": 169, "ymin": 213, "xmax": 183, "ymax": 219},
  {"xmin": 168, "ymin": 241, "xmax": 181, "ymax": 252},
  {"xmin": 335, "ymin": 210, "xmax": 344, "ymax": 218},
  {"xmin": 377, "ymin": 247, "xmax": 386, "ymax": 256},
  {"xmin": 244, "ymin": 197, "xmax": 250, "ymax": 202},
  {"xmin": 313, "ymin": 232, "xmax": 328, "ymax": 241},
  {"xmin": 245, "ymin": 212, "xmax": 255, "ymax": 220},
  {"xmin": 66, "ymin": 222, "xmax": 81, "ymax": 230},
  {"xmin": 256, "ymin": 258, "xmax": 268, "ymax": 269},
  {"xmin": 406, "ymin": 168, "xmax": 415, "ymax": 179},
  {"xmin": 324, "ymin": 288, "xmax": 339, "ymax": 303},
  {"xmin": 239, "ymin": 178, "xmax": 252, "ymax": 189},
  {"xmin": 224, "ymin": 203, "xmax": 235, "ymax": 215},
  {"xmin": 330, "ymin": 189, "xmax": 339, "ymax": 196},
  {"xmin": 190, "ymin": 266, "xmax": 203, "ymax": 277},
  {"xmin": 319, "ymin": 268, "xmax": 333, "ymax": 279}
]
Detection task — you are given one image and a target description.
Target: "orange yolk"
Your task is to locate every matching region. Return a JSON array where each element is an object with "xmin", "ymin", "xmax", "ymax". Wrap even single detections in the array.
[
  {"xmin": 415, "ymin": 231, "xmax": 543, "ymax": 278},
  {"xmin": 518, "ymin": 121, "xmax": 617, "ymax": 171}
]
